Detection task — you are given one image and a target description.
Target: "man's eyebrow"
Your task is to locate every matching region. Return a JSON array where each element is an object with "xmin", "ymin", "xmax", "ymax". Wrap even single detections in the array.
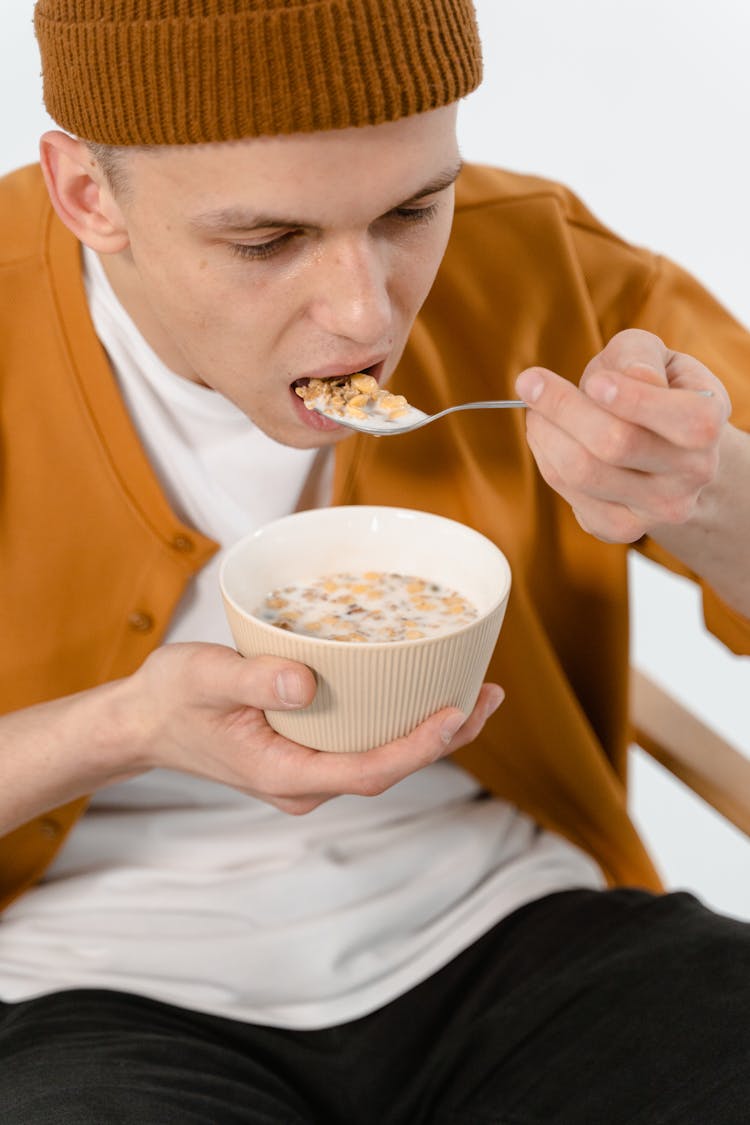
[
  {"xmin": 188, "ymin": 160, "xmax": 464, "ymax": 233},
  {"xmin": 399, "ymin": 159, "xmax": 464, "ymax": 204}
]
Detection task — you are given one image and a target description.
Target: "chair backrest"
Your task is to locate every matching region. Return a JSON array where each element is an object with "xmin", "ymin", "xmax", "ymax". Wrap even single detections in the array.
[{"xmin": 629, "ymin": 667, "xmax": 750, "ymax": 838}]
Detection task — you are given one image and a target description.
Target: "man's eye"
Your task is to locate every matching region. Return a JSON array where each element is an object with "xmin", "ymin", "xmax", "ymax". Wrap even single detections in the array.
[
  {"xmin": 230, "ymin": 231, "xmax": 300, "ymax": 261},
  {"xmin": 389, "ymin": 201, "xmax": 441, "ymax": 224},
  {"xmin": 227, "ymin": 202, "xmax": 440, "ymax": 262}
]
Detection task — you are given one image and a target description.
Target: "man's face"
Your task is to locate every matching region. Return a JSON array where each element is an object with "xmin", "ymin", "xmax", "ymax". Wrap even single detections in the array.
[{"xmin": 104, "ymin": 105, "xmax": 460, "ymax": 449}]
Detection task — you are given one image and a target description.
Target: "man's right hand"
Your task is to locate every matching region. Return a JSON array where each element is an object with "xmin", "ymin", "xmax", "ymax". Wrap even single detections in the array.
[{"xmin": 0, "ymin": 642, "xmax": 504, "ymax": 833}]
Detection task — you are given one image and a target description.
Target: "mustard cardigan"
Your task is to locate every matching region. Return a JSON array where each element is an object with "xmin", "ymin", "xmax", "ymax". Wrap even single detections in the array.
[{"xmin": 2, "ymin": 162, "xmax": 749, "ymax": 908}]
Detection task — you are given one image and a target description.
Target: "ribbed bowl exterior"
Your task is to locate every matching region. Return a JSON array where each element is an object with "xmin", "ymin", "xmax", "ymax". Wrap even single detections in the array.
[{"xmin": 223, "ymin": 595, "xmax": 508, "ymax": 752}]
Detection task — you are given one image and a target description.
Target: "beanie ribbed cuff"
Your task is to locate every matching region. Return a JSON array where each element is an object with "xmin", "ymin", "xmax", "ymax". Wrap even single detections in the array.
[{"xmin": 34, "ymin": 0, "xmax": 482, "ymax": 145}]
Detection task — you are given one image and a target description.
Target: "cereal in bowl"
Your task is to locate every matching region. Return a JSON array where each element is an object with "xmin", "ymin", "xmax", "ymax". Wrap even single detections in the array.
[{"xmin": 256, "ymin": 571, "xmax": 478, "ymax": 642}]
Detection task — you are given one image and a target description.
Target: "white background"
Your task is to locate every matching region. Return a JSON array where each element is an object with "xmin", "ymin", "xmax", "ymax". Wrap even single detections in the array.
[{"xmin": 2, "ymin": 1, "xmax": 748, "ymax": 918}]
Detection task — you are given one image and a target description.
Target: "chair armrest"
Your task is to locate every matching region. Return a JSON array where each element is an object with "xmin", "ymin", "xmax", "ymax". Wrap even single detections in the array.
[{"xmin": 629, "ymin": 668, "xmax": 750, "ymax": 838}]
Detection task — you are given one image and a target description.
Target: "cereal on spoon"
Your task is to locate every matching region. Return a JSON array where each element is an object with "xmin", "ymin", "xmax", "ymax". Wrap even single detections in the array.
[{"xmin": 295, "ymin": 372, "xmax": 411, "ymax": 422}]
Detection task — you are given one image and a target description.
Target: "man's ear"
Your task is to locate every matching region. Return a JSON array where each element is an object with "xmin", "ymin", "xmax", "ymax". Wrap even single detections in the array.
[{"xmin": 39, "ymin": 131, "xmax": 130, "ymax": 253}]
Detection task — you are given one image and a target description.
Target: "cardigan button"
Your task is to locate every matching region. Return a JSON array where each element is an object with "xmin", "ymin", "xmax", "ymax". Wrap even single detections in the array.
[
  {"xmin": 170, "ymin": 534, "xmax": 195, "ymax": 553},
  {"xmin": 127, "ymin": 611, "xmax": 155, "ymax": 633},
  {"xmin": 38, "ymin": 817, "xmax": 62, "ymax": 840}
]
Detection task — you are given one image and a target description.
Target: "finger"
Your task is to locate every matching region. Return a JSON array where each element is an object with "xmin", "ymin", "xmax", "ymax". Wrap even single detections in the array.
[
  {"xmin": 584, "ymin": 328, "xmax": 670, "ymax": 387},
  {"xmin": 583, "ymin": 331, "xmax": 729, "ymax": 407},
  {"xmin": 582, "ymin": 367, "xmax": 729, "ymax": 449},
  {"xmin": 265, "ymin": 683, "xmax": 505, "ymax": 801},
  {"xmin": 517, "ymin": 363, "xmax": 726, "ymax": 465},
  {"xmin": 370, "ymin": 682, "xmax": 505, "ymax": 769},
  {"xmin": 443, "ymin": 683, "xmax": 505, "ymax": 752},
  {"xmin": 525, "ymin": 395, "xmax": 690, "ymax": 475},
  {"xmin": 518, "ymin": 367, "xmax": 673, "ymax": 472},
  {"xmin": 569, "ymin": 495, "xmax": 649, "ymax": 544},
  {"xmin": 525, "ymin": 415, "xmax": 718, "ymax": 517}
]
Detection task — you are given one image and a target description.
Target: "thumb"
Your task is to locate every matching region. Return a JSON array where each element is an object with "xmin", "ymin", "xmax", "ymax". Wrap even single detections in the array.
[{"xmin": 221, "ymin": 650, "xmax": 317, "ymax": 711}]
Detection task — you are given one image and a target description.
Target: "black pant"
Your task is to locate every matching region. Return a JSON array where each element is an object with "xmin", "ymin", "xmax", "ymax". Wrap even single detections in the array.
[{"xmin": 1, "ymin": 889, "xmax": 749, "ymax": 1124}]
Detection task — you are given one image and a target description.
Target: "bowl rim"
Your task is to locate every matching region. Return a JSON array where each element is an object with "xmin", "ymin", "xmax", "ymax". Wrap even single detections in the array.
[{"xmin": 219, "ymin": 504, "xmax": 512, "ymax": 650}]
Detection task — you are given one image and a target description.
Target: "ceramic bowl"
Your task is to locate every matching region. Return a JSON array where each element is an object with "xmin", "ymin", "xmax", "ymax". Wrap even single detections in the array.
[{"xmin": 220, "ymin": 505, "xmax": 511, "ymax": 752}]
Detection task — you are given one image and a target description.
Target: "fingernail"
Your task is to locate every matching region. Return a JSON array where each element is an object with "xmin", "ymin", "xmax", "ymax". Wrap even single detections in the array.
[
  {"xmin": 441, "ymin": 712, "xmax": 467, "ymax": 746},
  {"xmin": 516, "ymin": 370, "xmax": 544, "ymax": 404},
  {"xmin": 586, "ymin": 372, "xmax": 618, "ymax": 404},
  {"xmin": 275, "ymin": 670, "xmax": 305, "ymax": 706}
]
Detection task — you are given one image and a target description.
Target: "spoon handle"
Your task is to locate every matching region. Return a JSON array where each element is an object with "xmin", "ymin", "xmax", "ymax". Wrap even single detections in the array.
[
  {"xmin": 439, "ymin": 389, "xmax": 713, "ymax": 423},
  {"xmin": 430, "ymin": 399, "xmax": 526, "ymax": 420}
]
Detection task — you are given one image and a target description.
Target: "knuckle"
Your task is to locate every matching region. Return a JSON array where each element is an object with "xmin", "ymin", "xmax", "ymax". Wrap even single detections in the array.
[
  {"xmin": 245, "ymin": 653, "xmax": 283, "ymax": 683},
  {"xmin": 562, "ymin": 446, "xmax": 595, "ymax": 488},
  {"xmin": 534, "ymin": 452, "xmax": 565, "ymax": 493},
  {"xmin": 353, "ymin": 774, "xmax": 389, "ymax": 799},
  {"xmin": 350, "ymin": 754, "xmax": 407, "ymax": 797},
  {"xmin": 177, "ymin": 646, "xmax": 212, "ymax": 694},
  {"xmin": 274, "ymin": 795, "xmax": 320, "ymax": 816},
  {"xmin": 653, "ymin": 492, "xmax": 696, "ymax": 526},
  {"xmin": 600, "ymin": 328, "xmax": 656, "ymax": 368},
  {"xmin": 684, "ymin": 408, "xmax": 722, "ymax": 449},
  {"xmin": 612, "ymin": 327, "xmax": 650, "ymax": 348},
  {"xmin": 602, "ymin": 507, "xmax": 643, "ymax": 543},
  {"xmin": 542, "ymin": 465, "xmax": 564, "ymax": 494},
  {"xmin": 584, "ymin": 508, "xmax": 643, "ymax": 546},
  {"xmin": 595, "ymin": 424, "xmax": 638, "ymax": 466},
  {"xmin": 618, "ymin": 516, "xmax": 645, "ymax": 542},
  {"xmin": 685, "ymin": 448, "xmax": 718, "ymax": 488}
]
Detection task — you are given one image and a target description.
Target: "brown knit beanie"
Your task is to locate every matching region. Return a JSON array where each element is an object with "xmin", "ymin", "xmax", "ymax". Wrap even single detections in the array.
[{"xmin": 34, "ymin": 0, "xmax": 482, "ymax": 146}]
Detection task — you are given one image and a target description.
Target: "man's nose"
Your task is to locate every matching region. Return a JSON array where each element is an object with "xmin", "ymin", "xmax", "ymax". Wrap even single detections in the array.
[{"xmin": 309, "ymin": 239, "xmax": 393, "ymax": 345}]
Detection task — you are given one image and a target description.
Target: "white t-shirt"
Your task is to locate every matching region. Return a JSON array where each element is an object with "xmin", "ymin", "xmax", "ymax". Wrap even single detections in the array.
[{"xmin": 0, "ymin": 247, "xmax": 604, "ymax": 1029}]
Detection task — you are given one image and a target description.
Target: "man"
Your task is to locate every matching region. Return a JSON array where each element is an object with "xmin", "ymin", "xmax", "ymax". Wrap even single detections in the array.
[{"xmin": 0, "ymin": 1, "xmax": 748, "ymax": 1122}]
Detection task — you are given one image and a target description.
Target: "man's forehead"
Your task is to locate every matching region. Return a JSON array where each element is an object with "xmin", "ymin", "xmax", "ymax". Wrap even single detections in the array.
[{"xmin": 127, "ymin": 108, "xmax": 462, "ymax": 226}]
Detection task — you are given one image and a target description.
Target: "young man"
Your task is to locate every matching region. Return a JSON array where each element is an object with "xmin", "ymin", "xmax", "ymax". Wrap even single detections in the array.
[{"xmin": 0, "ymin": 1, "xmax": 748, "ymax": 1121}]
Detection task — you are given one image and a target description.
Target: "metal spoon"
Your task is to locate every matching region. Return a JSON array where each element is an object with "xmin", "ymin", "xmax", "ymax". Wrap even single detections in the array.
[
  {"xmin": 310, "ymin": 385, "xmax": 714, "ymax": 437},
  {"xmin": 312, "ymin": 398, "xmax": 526, "ymax": 436}
]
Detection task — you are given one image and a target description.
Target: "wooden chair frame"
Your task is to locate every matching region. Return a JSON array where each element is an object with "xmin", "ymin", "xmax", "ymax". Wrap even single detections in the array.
[{"xmin": 629, "ymin": 668, "xmax": 750, "ymax": 838}]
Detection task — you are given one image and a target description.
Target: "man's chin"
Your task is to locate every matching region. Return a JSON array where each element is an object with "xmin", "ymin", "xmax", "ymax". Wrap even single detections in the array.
[
  {"xmin": 276, "ymin": 427, "xmax": 352, "ymax": 451},
  {"xmin": 249, "ymin": 412, "xmax": 354, "ymax": 451}
]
